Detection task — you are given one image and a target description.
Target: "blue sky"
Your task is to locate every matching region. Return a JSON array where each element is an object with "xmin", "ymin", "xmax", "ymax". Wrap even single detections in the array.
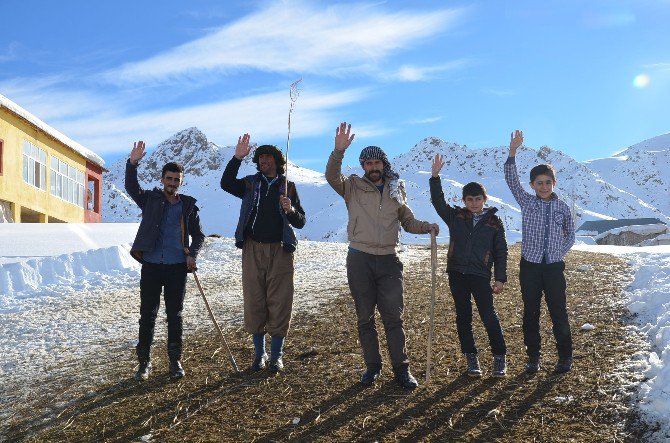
[{"xmin": 1, "ymin": 0, "xmax": 668, "ymax": 169}]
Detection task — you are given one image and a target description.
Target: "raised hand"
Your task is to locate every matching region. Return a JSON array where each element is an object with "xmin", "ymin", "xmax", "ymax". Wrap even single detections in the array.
[
  {"xmin": 335, "ymin": 122, "xmax": 355, "ymax": 152},
  {"xmin": 431, "ymin": 153, "xmax": 445, "ymax": 177},
  {"xmin": 130, "ymin": 141, "xmax": 146, "ymax": 165},
  {"xmin": 509, "ymin": 130, "xmax": 524, "ymax": 157},
  {"xmin": 235, "ymin": 133, "xmax": 251, "ymax": 160}
]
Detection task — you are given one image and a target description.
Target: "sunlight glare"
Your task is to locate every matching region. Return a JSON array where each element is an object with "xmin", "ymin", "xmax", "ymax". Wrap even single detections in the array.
[{"xmin": 633, "ymin": 74, "xmax": 650, "ymax": 88}]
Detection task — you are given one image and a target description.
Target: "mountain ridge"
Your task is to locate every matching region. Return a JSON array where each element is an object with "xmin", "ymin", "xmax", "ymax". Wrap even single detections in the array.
[{"xmin": 102, "ymin": 128, "xmax": 670, "ymax": 243}]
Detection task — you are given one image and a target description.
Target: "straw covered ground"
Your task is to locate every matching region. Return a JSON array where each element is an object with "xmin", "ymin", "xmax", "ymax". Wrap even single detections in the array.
[{"xmin": 4, "ymin": 245, "xmax": 653, "ymax": 442}]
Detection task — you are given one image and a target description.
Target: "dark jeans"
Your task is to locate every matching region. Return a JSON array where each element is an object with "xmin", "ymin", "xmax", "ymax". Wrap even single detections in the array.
[
  {"xmin": 448, "ymin": 271, "xmax": 507, "ymax": 355},
  {"xmin": 137, "ymin": 262, "xmax": 188, "ymax": 357},
  {"xmin": 519, "ymin": 258, "xmax": 573, "ymax": 359},
  {"xmin": 346, "ymin": 250, "xmax": 409, "ymax": 373}
]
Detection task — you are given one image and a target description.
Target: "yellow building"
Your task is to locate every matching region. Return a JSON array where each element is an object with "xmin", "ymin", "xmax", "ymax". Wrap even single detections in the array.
[{"xmin": 0, "ymin": 93, "xmax": 105, "ymax": 223}]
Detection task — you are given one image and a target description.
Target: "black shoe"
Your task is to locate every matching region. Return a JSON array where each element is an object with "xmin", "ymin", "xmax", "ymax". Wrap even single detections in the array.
[
  {"xmin": 251, "ymin": 353, "xmax": 268, "ymax": 371},
  {"xmin": 134, "ymin": 360, "xmax": 152, "ymax": 381},
  {"xmin": 268, "ymin": 357, "xmax": 284, "ymax": 374},
  {"xmin": 360, "ymin": 366, "xmax": 382, "ymax": 385},
  {"xmin": 525, "ymin": 356, "xmax": 541, "ymax": 374},
  {"xmin": 395, "ymin": 370, "xmax": 419, "ymax": 390},
  {"xmin": 465, "ymin": 353, "xmax": 482, "ymax": 377},
  {"xmin": 491, "ymin": 354, "xmax": 507, "ymax": 378},
  {"xmin": 169, "ymin": 360, "xmax": 185, "ymax": 379},
  {"xmin": 554, "ymin": 357, "xmax": 573, "ymax": 374}
]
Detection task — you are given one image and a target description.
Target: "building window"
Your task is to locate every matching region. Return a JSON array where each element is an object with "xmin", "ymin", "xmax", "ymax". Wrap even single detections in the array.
[
  {"xmin": 22, "ymin": 140, "xmax": 47, "ymax": 190},
  {"xmin": 0, "ymin": 139, "xmax": 4, "ymax": 175},
  {"xmin": 50, "ymin": 157, "xmax": 85, "ymax": 206}
]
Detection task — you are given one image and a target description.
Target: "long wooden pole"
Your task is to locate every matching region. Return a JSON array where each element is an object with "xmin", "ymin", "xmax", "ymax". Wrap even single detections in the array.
[
  {"xmin": 425, "ymin": 231, "xmax": 438, "ymax": 382},
  {"xmin": 193, "ymin": 272, "xmax": 240, "ymax": 372}
]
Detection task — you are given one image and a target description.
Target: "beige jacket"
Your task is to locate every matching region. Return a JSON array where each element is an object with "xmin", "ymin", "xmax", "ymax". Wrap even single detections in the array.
[{"xmin": 326, "ymin": 149, "xmax": 430, "ymax": 255}]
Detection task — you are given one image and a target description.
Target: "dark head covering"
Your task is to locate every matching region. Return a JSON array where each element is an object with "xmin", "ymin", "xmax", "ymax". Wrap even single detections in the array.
[{"xmin": 253, "ymin": 145, "xmax": 285, "ymax": 175}]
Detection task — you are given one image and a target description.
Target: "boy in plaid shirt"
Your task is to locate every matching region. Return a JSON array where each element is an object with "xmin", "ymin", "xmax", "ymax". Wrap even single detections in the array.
[{"xmin": 504, "ymin": 130, "xmax": 575, "ymax": 374}]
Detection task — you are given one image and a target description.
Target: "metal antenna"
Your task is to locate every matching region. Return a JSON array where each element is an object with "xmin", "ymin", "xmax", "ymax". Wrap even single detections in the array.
[{"xmin": 284, "ymin": 78, "xmax": 302, "ymax": 192}]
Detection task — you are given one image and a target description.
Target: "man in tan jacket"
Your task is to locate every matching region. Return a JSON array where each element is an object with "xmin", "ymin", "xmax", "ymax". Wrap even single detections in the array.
[{"xmin": 326, "ymin": 121, "xmax": 439, "ymax": 389}]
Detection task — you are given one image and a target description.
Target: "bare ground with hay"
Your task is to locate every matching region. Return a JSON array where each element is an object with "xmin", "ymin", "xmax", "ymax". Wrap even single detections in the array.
[{"xmin": 3, "ymin": 245, "xmax": 653, "ymax": 442}]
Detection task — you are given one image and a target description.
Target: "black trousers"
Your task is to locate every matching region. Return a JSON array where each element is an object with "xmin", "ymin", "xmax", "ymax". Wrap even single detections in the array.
[
  {"xmin": 346, "ymin": 250, "xmax": 409, "ymax": 372},
  {"xmin": 448, "ymin": 271, "xmax": 507, "ymax": 355},
  {"xmin": 137, "ymin": 262, "xmax": 188, "ymax": 357},
  {"xmin": 519, "ymin": 258, "xmax": 573, "ymax": 359}
]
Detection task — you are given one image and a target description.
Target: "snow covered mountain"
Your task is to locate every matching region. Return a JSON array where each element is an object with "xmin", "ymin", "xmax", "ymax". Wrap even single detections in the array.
[
  {"xmin": 103, "ymin": 128, "xmax": 670, "ymax": 243},
  {"xmin": 585, "ymin": 132, "xmax": 670, "ymax": 216},
  {"xmin": 102, "ymin": 127, "xmax": 330, "ymax": 236}
]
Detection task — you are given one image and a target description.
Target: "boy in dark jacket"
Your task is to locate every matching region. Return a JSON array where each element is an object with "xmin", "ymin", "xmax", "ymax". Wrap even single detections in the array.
[{"xmin": 429, "ymin": 153, "xmax": 508, "ymax": 377}]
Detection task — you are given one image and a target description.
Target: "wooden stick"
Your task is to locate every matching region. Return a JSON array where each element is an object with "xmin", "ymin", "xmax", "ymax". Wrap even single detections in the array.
[
  {"xmin": 193, "ymin": 272, "xmax": 240, "ymax": 372},
  {"xmin": 426, "ymin": 230, "xmax": 438, "ymax": 382}
]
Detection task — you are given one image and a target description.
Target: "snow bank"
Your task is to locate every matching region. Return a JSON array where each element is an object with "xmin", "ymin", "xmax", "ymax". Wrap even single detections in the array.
[
  {"xmin": 624, "ymin": 251, "xmax": 670, "ymax": 438},
  {"xmin": 0, "ymin": 223, "xmax": 139, "ymax": 264},
  {"xmin": 575, "ymin": 244, "xmax": 670, "ymax": 440},
  {"xmin": 0, "ymin": 244, "xmax": 139, "ymax": 311}
]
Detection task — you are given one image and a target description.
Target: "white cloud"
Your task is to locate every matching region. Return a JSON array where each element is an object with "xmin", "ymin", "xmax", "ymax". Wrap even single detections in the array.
[
  {"xmin": 0, "ymin": 76, "xmax": 121, "ymax": 121},
  {"xmin": 482, "ymin": 88, "xmax": 516, "ymax": 97},
  {"xmin": 406, "ymin": 116, "xmax": 443, "ymax": 125},
  {"xmin": 383, "ymin": 61, "xmax": 467, "ymax": 82},
  {"xmin": 103, "ymin": 2, "xmax": 466, "ymax": 85},
  {"xmin": 643, "ymin": 63, "xmax": 670, "ymax": 71},
  {"xmin": 46, "ymin": 87, "xmax": 372, "ymax": 155}
]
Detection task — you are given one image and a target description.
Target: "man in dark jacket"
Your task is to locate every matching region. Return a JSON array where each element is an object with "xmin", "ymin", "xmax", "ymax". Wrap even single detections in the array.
[
  {"xmin": 221, "ymin": 133, "xmax": 306, "ymax": 374},
  {"xmin": 125, "ymin": 140, "xmax": 205, "ymax": 381},
  {"xmin": 429, "ymin": 153, "xmax": 508, "ymax": 378}
]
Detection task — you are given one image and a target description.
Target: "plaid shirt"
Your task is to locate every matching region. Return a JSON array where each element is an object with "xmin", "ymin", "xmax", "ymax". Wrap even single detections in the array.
[{"xmin": 504, "ymin": 157, "xmax": 575, "ymax": 263}]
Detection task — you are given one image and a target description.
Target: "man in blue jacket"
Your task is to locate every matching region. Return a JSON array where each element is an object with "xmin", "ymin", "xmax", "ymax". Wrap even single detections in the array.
[
  {"xmin": 221, "ymin": 133, "xmax": 306, "ymax": 374},
  {"xmin": 125, "ymin": 140, "xmax": 205, "ymax": 381}
]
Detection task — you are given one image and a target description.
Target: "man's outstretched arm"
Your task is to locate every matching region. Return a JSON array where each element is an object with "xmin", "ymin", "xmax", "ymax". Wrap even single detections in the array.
[
  {"xmin": 125, "ymin": 141, "xmax": 148, "ymax": 208},
  {"xmin": 221, "ymin": 133, "xmax": 251, "ymax": 198},
  {"xmin": 325, "ymin": 122, "xmax": 355, "ymax": 199}
]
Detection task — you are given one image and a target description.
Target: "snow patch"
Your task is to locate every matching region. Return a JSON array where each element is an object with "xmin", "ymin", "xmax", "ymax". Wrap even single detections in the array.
[{"xmin": 0, "ymin": 244, "xmax": 140, "ymax": 310}]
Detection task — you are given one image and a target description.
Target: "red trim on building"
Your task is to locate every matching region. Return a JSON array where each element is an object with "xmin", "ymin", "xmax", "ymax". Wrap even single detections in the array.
[{"xmin": 84, "ymin": 161, "xmax": 103, "ymax": 223}]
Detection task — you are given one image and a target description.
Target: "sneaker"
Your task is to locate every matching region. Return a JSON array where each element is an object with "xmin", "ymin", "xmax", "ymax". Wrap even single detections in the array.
[
  {"xmin": 251, "ymin": 353, "xmax": 268, "ymax": 371},
  {"xmin": 554, "ymin": 357, "xmax": 573, "ymax": 374},
  {"xmin": 169, "ymin": 360, "xmax": 185, "ymax": 379},
  {"xmin": 491, "ymin": 355, "xmax": 507, "ymax": 378},
  {"xmin": 360, "ymin": 366, "xmax": 382, "ymax": 385},
  {"xmin": 268, "ymin": 357, "xmax": 284, "ymax": 374},
  {"xmin": 134, "ymin": 360, "xmax": 152, "ymax": 381},
  {"xmin": 465, "ymin": 353, "xmax": 482, "ymax": 377},
  {"xmin": 395, "ymin": 370, "xmax": 419, "ymax": 390},
  {"xmin": 525, "ymin": 356, "xmax": 541, "ymax": 374}
]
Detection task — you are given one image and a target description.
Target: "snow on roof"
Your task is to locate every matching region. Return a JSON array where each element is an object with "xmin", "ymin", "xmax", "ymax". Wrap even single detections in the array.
[
  {"xmin": 0, "ymin": 93, "xmax": 104, "ymax": 167},
  {"xmin": 594, "ymin": 223, "xmax": 668, "ymax": 241}
]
